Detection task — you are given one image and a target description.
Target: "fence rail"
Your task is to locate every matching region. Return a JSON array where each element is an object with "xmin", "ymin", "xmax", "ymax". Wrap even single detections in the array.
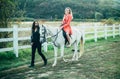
[{"xmin": 0, "ymin": 24, "xmax": 120, "ymax": 57}]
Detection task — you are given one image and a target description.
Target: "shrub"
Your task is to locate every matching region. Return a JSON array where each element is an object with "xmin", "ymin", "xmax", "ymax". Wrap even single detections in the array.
[
  {"xmin": 95, "ymin": 12, "xmax": 103, "ymax": 21},
  {"xmin": 103, "ymin": 18, "xmax": 115, "ymax": 25},
  {"xmin": 0, "ymin": 51, "xmax": 15, "ymax": 60}
]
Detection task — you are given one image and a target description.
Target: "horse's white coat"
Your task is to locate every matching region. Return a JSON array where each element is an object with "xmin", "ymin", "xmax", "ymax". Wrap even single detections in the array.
[{"xmin": 44, "ymin": 26, "xmax": 84, "ymax": 67}]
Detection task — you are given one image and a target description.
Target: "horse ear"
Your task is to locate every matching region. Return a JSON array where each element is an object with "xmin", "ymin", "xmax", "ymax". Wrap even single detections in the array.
[{"xmin": 42, "ymin": 25, "xmax": 45, "ymax": 27}]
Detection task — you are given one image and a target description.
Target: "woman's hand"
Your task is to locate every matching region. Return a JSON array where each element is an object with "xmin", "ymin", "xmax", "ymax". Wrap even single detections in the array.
[
  {"xmin": 59, "ymin": 26, "xmax": 63, "ymax": 30},
  {"xmin": 59, "ymin": 24, "xmax": 64, "ymax": 30}
]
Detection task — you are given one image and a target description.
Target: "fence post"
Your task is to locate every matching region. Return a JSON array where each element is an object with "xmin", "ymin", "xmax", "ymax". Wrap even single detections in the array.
[
  {"xmin": 94, "ymin": 24, "xmax": 97, "ymax": 42},
  {"xmin": 104, "ymin": 24, "xmax": 107, "ymax": 40},
  {"xmin": 112, "ymin": 24, "xmax": 115, "ymax": 38},
  {"xmin": 13, "ymin": 25, "xmax": 18, "ymax": 57}
]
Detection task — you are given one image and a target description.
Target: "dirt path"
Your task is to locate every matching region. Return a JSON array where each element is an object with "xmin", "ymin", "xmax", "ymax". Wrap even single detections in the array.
[{"xmin": 0, "ymin": 40, "xmax": 120, "ymax": 79}]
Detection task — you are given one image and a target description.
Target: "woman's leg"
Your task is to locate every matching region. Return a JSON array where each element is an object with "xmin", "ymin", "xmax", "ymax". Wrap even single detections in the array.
[
  {"xmin": 30, "ymin": 43, "xmax": 37, "ymax": 66},
  {"xmin": 66, "ymin": 32, "xmax": 71, "ymax": 47},
  {"xmin": 37, "ymin": 43, "xmax": 47, "ymax": 65}
]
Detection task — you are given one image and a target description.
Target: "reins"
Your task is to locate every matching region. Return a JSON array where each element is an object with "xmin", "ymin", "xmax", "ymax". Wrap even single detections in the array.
[
  {"xmin": 52, "ymin": 29, "xmax": 61, "ymax": 47},
  {"xmin": 44, "ymin": 26, "xmax": 62, "ymax": 47},
  {"xmin": 47, "ymin": 29, "xmax": 62, "ymax": 38}
]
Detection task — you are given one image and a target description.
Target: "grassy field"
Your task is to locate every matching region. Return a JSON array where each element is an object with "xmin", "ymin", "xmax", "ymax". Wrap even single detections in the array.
[{"xmin": 0, "ymin": 36, "xmax": 120, "ymax": 79}]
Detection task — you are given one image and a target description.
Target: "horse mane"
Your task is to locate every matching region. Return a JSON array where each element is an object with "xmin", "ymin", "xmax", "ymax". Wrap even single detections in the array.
[{"xmin": 44, "ymin": 25, "xmax": 60, "ymax": 35}]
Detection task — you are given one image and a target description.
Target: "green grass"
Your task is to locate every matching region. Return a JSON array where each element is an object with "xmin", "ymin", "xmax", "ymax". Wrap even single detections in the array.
[
  {"xmin": 0, "ymin": 36, "xmax": 120, "ymax": 79},
  {"xmin": 0, "ymin": 36, "xmax": 119, "ymax": 71},
  {"xmin": 0, "ymin": 44, "xmax": 73, "ymax": 71}
]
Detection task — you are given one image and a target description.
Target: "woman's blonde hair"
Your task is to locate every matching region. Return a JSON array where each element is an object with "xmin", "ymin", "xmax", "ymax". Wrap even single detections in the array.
[{"xmin": 65, "ymin": 7, "xmax": 73, "ymax": 19}]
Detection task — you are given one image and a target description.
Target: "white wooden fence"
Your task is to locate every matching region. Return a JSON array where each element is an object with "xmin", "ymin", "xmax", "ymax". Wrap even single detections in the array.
[
  {"xmin": 0, "ymin": 24, "xmax": 120, "ymax": 57},
  {"xmin": 0, "ymin": 25, "xmax": 31, "ymax": 57},
  {"xmin": 80, "ymin": 24, "xmax": 120, "ymax": 42}
]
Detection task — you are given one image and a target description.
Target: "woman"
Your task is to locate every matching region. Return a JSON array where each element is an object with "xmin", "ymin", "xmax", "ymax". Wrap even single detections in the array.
[
  {"xmin": 29, "ymin": 21, "xmax": 47, "ymax": 67},
  {"xmin": 60, "ymin": 7, "xmax": 73, "ymax": 47}
]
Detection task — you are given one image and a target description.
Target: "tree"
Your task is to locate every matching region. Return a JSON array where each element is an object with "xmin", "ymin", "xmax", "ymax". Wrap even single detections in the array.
[
  {"xmin": 0, "ymin": 0, "xmax": 16, "ymax": 48},
  {"xmin": 15, "ymin": 0, "xmax": 29, "ymax": 21},
  {"xmin": 95, "ymin": 12, "xmax": 103, "ymax": 21},
  {"xmin": 0, "ymin": 0, "xmax": 16, "ymax": 28}
]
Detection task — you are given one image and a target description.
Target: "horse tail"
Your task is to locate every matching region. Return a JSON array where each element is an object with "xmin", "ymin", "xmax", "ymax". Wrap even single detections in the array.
[{"xmin": 79, "ymin": 34, "xmax": 84, "ymax": 58}]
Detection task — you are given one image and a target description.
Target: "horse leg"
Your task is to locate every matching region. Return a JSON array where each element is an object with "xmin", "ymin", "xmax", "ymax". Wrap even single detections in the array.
[
  {"xmin": 52, "ymin": 46, "xmax": 58, "ymax": 67},
  {"xmin": 75, "ymin": 42, "xmax": 79, "ymax": 61},
  {"xmin": 72, "ymin": 43, "xmax": 77, "ymax": 61},
  {"xmin": 72, "ymin": 42, "xmax": 79, "ymax": 61},
  {"xmin": 79, "ymin": 35, "xmax": 84, "ymax": 58},
  {"xmin": 60, "ymin": 45, "xmax": 67, "ymax": 62}
]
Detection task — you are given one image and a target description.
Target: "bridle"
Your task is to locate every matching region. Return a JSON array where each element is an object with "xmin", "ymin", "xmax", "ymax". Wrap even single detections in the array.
[
  {"xmin": 39, "ymin": 25, "xmax": 47, "ymax": 44},
  {"xmin": 42, "ymin": 25, "xmax": 62, "ymax": 47}
]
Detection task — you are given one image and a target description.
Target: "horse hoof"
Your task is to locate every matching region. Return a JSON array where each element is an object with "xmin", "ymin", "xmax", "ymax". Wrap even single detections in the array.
[
  {"xmin": 72, "ymin": 59, "xmax": 75, "ymax": 61},
  {"xmin": 76, "ymin": 59, "xmax": 78, "ymax": 61},
  {"xmin": 63, "ymin": 59, "xmax": 68, "ymax": 62},
  {"xmin": 52, "ymin": 64, "xmax": 56, "ymax": 67}
]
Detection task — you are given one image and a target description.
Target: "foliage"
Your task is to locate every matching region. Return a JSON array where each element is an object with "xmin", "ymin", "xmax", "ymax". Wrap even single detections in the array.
[
  {"xmin": 0, "ymin": 0, "xmax": 120, "ymax": 21},
  {"xmin": 0, "ymin": 51, "xmax": 15, "ymax": 60},
  {"xmin": 0, "ymin": 36, "xmax": 120, "ymax": 79},
  {"xmin": 104, "ymin": 18, "xmax": 116, "ymax": 25},
  {"xmin": 0, "ymin": 0, "xmax": 17, "ymax": 48},
  {"xmin": 20, "ymin": 0, "xmax": 120, "ymax": 20},
  {"xmin": 12, "ymin": 17, "xmax": 35, "ymax": 21},
  {"xmin": 95, "ymin": 12, "xmax": 103, "ymax": 21},
  {"xmin": 0, "ymin": 0, "xmax": 16, "ymax": 27}
]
